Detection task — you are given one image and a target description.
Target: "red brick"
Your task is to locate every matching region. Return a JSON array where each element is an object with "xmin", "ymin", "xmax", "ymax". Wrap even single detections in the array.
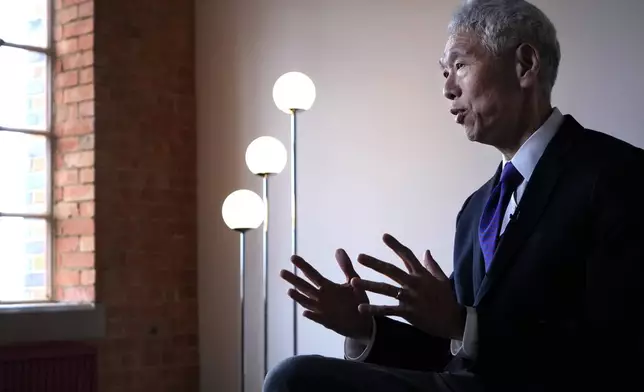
[
  {"xmin": 54, "ymin": 25, "xmax": 62, "ymax": 41},
  {"xmin": 79, "ymin": 101, "xmax": 94, "ymax": 117},
  {"xmin": 56, "ymin": 6, "xmax": 78, "ymax": 25},
  {"xmin": 62, "ymin": 19, "xmax": 93, "ymax": 39},
  {"xmin": 64, "ymin": 151, "xmax": 94, "ymax": 168},
  {"xmin": 63, "ymin": 184, "xmax": 94, "ymax": 201},
  {"xmin": 56, "ymin": 118, "xmax": 93, "ymax": 136},
  {"xmin": 79, "ymin": 2, "xmax": 93, "ymax": 17},
  {"xmin": 79, "ymin": 134, "xmax": 94, "ymax": 150},
  {"xmin": 81, "ymin": 269, "xmax": 96, "ymax": 285},
  {"xmin": 56, "ymin": 237, "xmax": 80, "ymax": 253},
  {"xmin": 54, "ymin": 202, "xmax": 79, "ymax": 219},
  {"xmin": 79, "ymin": 33, "xmax": 93, "ymax": 50},
  {"xmin": 80, "ymin": 168, "xmax": 94, "ymax": 183},
  {"xmin": 80, "ymin": 235, "xmax": 94, "ymax": 252},
  {"xmin": 54, "ymin": 188, "xmax": 64, "ymax": 202},
  {"xmin": 63, "ymin": 85, "xmax": 94, "ymax": 103},
  {"xmin": 56, "ymin": 38, "xmax": 78, "ymax": 55},
  {"xmin": 60, "ymin": 51, "xmax": 93, "ymax": 70},
  {"xmin": 60, "ymin": 286, "xmax": 94, "ymax": 302},
  {"xmin": 82, "ymin": 51, "xmax": 94, "ymax": 66},
  {"xmin": 59, "ymin": 252, "xmax": 94, "ymax": 269},
  {"xmin": 80, "ymin": 201, "xmax": 94, "ymax": 217},
  {"xmin": 56, "ymin": 136, "xmax": 80, "ymax": 153},
  {"xmin": 55, "ymin": 103, "xmax": 78, "ymax": 124},
  {"xmin": 79, "ymin": 68, "xmax": 93, "ymax": 84},
  {"xmin": 56, "ymin": 269, "xmax": 81, "ymax": 286},
  {"xmin": 55, "ymin": 90, "xmax": 64, "ymax": 105},
  {"xmin": 59, "ymin": 252, "xmax": 94, "ymax": 268},
  {"xmin": 58, "ymin": 218, "xmax": 94, "ymax": 235},
  {"xmin": 55, "ymin": 169, "xmax": 79, "ymax": 186},
  {"xmin": 56, "ymin": 71, "xmax": 78, "ymax": 88}
]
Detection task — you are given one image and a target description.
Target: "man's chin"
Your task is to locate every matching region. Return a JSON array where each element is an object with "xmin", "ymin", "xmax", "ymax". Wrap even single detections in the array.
[{"xmin": 464, "ymin": 126, "xmax": 479, "ymax": 142}]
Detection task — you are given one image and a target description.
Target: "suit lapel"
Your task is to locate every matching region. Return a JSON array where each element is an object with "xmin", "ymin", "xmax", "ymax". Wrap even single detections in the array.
[{"xmin": 474, "ymin": 116, "xmax": 584, "ymax": 306}]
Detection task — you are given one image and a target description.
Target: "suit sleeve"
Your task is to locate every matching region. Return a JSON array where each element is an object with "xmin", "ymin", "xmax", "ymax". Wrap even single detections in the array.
[
  {"xmin": 583, "ymin": 150, "xmax": 644, "ymax": 387},
  {"xmin": 361, "ymin": 316, "xmax": 452, "ymax": 371}
]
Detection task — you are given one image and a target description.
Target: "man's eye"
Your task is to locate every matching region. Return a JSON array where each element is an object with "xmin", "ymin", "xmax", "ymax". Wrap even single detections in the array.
[{"xmin": 455, "ymin": 63, "xmax": 465, "ymax": 70}]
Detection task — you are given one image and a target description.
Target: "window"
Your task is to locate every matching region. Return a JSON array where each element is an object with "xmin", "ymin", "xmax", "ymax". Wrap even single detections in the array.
[{"xmin": 0, "ymin": 0, "xmax": 52, "ymax": 303}]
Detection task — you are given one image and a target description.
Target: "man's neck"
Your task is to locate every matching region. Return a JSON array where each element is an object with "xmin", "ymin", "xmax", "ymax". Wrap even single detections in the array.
[{"xmin": 498, "ymin": 103, "xmax": 553, "ymax": 161}]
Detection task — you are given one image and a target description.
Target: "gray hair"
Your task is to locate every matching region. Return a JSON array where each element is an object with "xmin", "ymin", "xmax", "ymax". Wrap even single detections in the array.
[{"xmin": 448, "ymin": 0, "xmax": 561, "ymax": 98}]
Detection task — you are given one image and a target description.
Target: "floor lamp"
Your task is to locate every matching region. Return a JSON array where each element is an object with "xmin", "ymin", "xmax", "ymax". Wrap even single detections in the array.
[
  {"xmin": 245, "ymin": 136, "xmax": 287, "ymax": 376},
  {"xmin": 222, "ymin": 189, "xmax": 265, "ymax": 392},
  {"xmin": 272, "ymin": 71, "xmax": 317, "ymax": 356}
]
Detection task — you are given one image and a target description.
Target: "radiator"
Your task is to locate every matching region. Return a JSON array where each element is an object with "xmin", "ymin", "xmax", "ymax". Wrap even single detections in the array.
[{"xmin": 0, "ymin": 342, "xmax": 96, "ymax": 392}]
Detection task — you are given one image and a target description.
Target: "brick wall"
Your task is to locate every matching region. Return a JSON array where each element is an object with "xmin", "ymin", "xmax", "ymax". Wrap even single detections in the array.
[
  {"xmin": 53, "ymin": 0, "xmax": 198, "ymax": 390},
  {"xmin": 54, "ymin": 0, "xmax": 96, "ymax": 303}
]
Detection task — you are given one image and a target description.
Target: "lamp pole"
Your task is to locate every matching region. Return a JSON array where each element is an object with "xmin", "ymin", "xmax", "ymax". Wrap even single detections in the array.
[
  {"xmin": 245, "ymin": 136, "xmax": 287, "ymax": 375},
  {"xmin": 237, "ymin": 228, "xmax": 248, "ymax": 392},
  {"xmin": 272, "ymin": 71, "xmax": 316, "ymax": 358},
  {"xmin": 289, "ymin": 109, "xmax": 299, "ymax": 356},
  {"xmin": 261, "ymin": 173, "xmax": 269, "ymax": 376},
  {"xmin": 221, "ymin": 189, "xmax": 265, "ymax": 392}
]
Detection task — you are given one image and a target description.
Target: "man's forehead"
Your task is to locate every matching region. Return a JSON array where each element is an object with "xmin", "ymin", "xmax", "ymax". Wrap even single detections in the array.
[{"xmin": 439, "ymin": 34, "xmax": 481, "ymax": 67}]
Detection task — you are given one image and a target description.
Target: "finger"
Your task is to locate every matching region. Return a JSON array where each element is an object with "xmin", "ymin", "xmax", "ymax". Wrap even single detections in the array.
[
  {"xmin": 302, "ymin": 310, "xmax": 328, "ymax": 327},
  {"xmin": 351, "ymin": 277, "xmax": 400, "ymax": 299},
  {"xmin": 423, "ymin": 250, "xmax": 448, "ymax": 281},
  {"xmin": 288, "ymin": 289, "xmax": 320, "ymax": 312},
  {"xmin": 291, "ymin": 255, "xmax": 333, "ymax": 287},
  {"xmin": 280, "ymin": 270, "xmax": 319, "ymax": 299},
  {"xmin": 358, "ymin": 303, "xmax": 407, "ymax": 318},
  {"xmin": 356, "ymin": 254, "xmax": 410, "ymax": 285},
  {"xmin": 382, "ymin": 233, "xmax": 424, "ymax": 273},
  {"xmin": 336, "ymin": 248, "xmax": 359, "ymax": 282}
]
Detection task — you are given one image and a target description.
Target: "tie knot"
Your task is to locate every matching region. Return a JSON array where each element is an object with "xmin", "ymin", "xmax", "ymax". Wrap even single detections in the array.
[{"xmin": 500, "ymin": 162, "xmax": 523, "ymax": 188}]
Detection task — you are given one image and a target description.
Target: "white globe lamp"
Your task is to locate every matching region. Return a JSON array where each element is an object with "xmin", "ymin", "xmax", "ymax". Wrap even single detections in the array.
[
  {"xmin": 221, "ymin": 189, "xmax": 264, "ymax": 231},
  {"xmin": 245, "ymin": 136, "xmax": 287, "ymax": 176},
  {"xmin": 272, "ymin": 71, "xmax": 316, "ymax": 114}
]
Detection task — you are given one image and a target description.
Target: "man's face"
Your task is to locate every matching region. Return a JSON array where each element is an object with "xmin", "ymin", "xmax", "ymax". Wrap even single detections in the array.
[{"xmin": 440, "ymin": 33, "xmax": 521, "ymax": 146}]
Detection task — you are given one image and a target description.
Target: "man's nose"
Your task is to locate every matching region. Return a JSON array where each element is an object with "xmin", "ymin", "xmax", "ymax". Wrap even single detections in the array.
[{"xmin": 443, "ymin": 76, "xmax": 461, "ymax": 100}]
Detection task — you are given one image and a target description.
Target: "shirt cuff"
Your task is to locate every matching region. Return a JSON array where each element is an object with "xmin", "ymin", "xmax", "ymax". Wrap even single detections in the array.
[
  {"xmin": 450, "ymin": 306, "xmax": 478, "ymax": 359},
  {"xmin": 344, "ymin": 317, "xmax": 377, "ymax": 361}
]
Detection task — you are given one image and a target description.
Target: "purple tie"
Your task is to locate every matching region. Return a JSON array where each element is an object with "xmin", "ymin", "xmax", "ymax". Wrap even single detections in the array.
[{"xmin": 478, "ymin": 162, "xmax": 524, "ymax": 271}]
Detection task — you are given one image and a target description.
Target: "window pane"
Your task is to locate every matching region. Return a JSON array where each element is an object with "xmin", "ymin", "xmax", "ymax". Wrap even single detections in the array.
[
  {"xmin": 0, "ymin": 217, "xmax": 48, "ymax": 302},
  {"xmin": 0, "ymin": 46, "xmax": 48, "ymax": 131},
  {"xmin": 0, "ymin": 0, "xmax": 49, "ymax": 48},
  {"xmin": 0, "ymin": 132, "xmax": 48, "ymax": 214}
]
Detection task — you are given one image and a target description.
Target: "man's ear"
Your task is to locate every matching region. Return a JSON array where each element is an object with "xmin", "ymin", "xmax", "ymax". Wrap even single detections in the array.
[{"xmin": 515, "ymin": 43, "xmax": 540, "ymax": 88}]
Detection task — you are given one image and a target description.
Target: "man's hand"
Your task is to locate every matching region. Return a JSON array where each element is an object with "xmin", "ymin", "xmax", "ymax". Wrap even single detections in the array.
[
  {"xmin": 280, "ymin": 249, "xmax": 373, "ymax": 340},
  {"xmin": 352, "ymin": 233, "xmax": 464, "ymax": 340}
]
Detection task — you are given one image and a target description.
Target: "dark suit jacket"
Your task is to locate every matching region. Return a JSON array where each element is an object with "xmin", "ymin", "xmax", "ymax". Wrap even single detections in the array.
[{"xmin": 363, "ymin": 115, "xmax": 644, "ymax": 390}]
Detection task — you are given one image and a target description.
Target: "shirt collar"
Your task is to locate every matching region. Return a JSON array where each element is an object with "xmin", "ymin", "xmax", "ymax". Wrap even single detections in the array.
[{"xmin": 503, "ymin": 107, "xmax": 564, "ymax": 183}]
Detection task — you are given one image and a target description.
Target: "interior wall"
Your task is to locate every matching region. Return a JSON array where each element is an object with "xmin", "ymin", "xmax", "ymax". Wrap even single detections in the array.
[{"xmin": 196, "ymin": 0, "xmax": 644, "ymax": 391}]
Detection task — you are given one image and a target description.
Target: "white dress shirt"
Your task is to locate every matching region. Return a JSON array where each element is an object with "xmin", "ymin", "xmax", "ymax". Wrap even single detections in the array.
[{"xmin": 345, "ymin": 108, "xmax": 565, "ymax": 361}]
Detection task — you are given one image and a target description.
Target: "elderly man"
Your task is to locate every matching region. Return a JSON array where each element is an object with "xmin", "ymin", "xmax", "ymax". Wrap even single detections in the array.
[{"xmin": 263, "ymin": 0, "xmax": 644, "ymax": 391}]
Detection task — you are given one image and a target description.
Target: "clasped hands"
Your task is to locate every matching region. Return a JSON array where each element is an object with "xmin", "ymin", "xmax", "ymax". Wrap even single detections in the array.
[{"xmin": 280, "ymin": 233, "xmax": 465, "ymax": 342}]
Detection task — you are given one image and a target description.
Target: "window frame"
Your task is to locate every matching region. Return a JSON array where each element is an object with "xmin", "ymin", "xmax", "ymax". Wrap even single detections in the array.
[{"xmin": 0, "ymin": 0, "xmax": 55, "ymax": 304}]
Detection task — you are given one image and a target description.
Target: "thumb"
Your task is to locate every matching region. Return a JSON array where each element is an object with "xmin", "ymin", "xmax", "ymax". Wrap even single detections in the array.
[{"xmin": 423, "ymin": 250, "xmax": 448, "ymax": 281}]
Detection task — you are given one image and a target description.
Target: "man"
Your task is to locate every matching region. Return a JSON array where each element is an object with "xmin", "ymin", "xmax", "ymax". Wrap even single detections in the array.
[{"xmin": 263, "ymin": 0, "xmax": 644, "ymax": 391}]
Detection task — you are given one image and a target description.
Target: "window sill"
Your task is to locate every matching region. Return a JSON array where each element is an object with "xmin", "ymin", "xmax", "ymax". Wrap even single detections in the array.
[{"xmin": 0, "ymin": 302, "xmax": 105, "ymax": 344}]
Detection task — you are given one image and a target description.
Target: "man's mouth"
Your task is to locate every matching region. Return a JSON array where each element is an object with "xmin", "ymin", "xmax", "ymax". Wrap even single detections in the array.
[{"xmin": 450, "ymin": 108, "xmax": 466, "ymax": 124}]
